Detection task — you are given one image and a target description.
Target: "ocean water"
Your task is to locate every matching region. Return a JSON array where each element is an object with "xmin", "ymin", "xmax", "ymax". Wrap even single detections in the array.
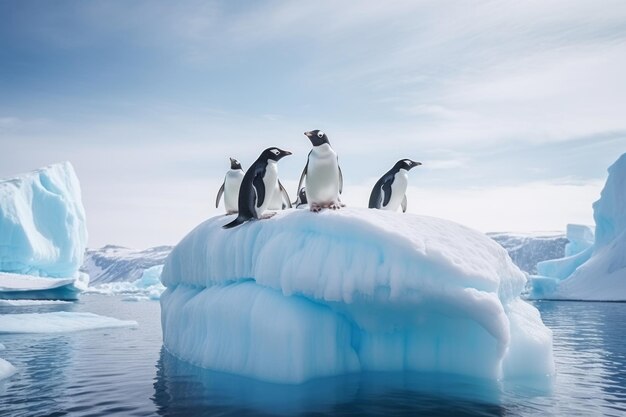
[{"xmin": 0, "ymin": 295, "xmax": 625, "ymax": 416}]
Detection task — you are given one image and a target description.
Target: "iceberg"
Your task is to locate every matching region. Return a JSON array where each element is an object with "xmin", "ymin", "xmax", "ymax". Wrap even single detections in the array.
[
  {"xmin": 0, "ymin": 162, "xmax": 88, "ymax": 300},
  {"xmin": 161, "ymin": 208, "xmax": 554, "ymax": 384},
  {"xmin": 529, "ymin": 153, "xmax": 626, "ymax": 300}
]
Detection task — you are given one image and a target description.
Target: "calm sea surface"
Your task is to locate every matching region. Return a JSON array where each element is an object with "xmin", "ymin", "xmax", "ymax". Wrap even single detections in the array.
[{"xmin": 0, "ymin": 295, "xmax": 625, "ymax": 416}]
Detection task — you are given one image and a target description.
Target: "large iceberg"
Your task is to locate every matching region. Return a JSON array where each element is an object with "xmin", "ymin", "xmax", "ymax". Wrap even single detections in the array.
[
  {"xmin": 161, "ymin": 208, "xmax": 554, "ymax": 384},
  {"xmin": 529, "ymin": 153, "xmax": 626, "ymax": 301},
  {"xmin": 0, "ymin": 162, "xmax": 87, "ymax": 300}
]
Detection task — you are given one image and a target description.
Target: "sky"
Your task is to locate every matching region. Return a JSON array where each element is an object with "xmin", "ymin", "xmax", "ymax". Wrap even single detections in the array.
[{"xmin": 1, "ymin": 0, "xmax": 625, "ymax": 249}]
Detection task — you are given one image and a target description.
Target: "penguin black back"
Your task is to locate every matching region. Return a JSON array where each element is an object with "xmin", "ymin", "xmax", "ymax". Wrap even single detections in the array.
[
  {"xmin": 369, "ymin": 159, "xmax": 421, "ymax": 209},
  {"xmin": 223, "ymin": 147, "xmax": 292, "ymax": 229}
]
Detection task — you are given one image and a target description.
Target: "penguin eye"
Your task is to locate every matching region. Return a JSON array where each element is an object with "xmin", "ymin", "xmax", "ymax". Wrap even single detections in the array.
[
  {"xmin": 404, "ymin": 160, "xmax": 412, "ymax": 165},
  {"xmin": 271, "ymin": 149, "xmax": 280, "ymax": 155},
  {"xmin": 317, "ymin": 131, "xmax": 324, "ymax": 138}
]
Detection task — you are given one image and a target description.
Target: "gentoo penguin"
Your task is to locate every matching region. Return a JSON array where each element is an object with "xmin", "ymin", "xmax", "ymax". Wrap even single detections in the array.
[
  {"xmin": 294, "ymin": 186, "xmax": 308, "ymax": 208},
  {"xmin": 297, "ymin": 130, "xmax": 344, "ymax": 212},
  {"xmin": 223, "ymin": 147, "xmax": 292, "ymax": 229},
  {"xmin": 368, "ymin": 159, "xmax": 422, "ymax": 212},
  {"xmin": 268, "ymin": 180, "xmax": 292, "ymax": 210},
  {"xmin": 215, "ymin": 157, "xmax": 244, "ymax": 214}
]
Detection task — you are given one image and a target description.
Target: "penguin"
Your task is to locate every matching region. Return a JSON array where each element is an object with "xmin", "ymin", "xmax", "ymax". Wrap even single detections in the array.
[
  {"xmin": 267, "ymin": 180, "xmax": 292, "ymax": 210},
  {"xmin": 294, "ymin": 186, "xmax": 308, "ymax": 208},
  {"xmin": 215, "ymin": 157, "xmax": 244, "ymax": 214},
  {"xmin": 297, "ymin": 130, "xmax": 344, "ymax": 212},
  {"xmin": 223, "ymin": 147, "xmax": 292, "ymax": 229},
  {"xmin": 368, "ymin": 159, "xmax": 422, "ymax": 212}
]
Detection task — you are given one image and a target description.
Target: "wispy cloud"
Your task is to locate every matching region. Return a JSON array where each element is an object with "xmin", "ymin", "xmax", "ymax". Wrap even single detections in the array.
[{"xmin": 1, "ymin": 1, "xmax": 625, "ymax": 246}]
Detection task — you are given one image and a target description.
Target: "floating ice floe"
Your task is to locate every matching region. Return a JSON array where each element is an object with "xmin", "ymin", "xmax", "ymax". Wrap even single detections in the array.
[
  {"xmin": 0, "ymin": 357, "xmax": 16, "ymax": 381},
  {"xmin": 0, "ymin": 312, "xmax": 137, "ymax": 334},
  {"xmin": 161, "ymin": 207, "xmax": 554, "ymax": 384},
  {"xmin": 0, "ymin": 162, "xmax": 88, "ymax": 300},
  {"xmin": 0, "ymin": 299, "xmax": 72, "ymax": 307},
  {"xmin": 529, "ymin": 153, "xmax": 626, "ymax": 300}
]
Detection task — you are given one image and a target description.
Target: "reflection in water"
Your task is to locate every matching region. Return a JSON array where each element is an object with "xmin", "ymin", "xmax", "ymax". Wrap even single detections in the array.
[
  {"xmin": 153, "ymin": 348, "xmax": 506, "ymax": 416},
  {"xmin": 0, "ymin": 296, "xmax": 625, "ymax": 416},
  {"xmin": 0, "ymin": 334, "xmax": 74, "ymax": 415}
]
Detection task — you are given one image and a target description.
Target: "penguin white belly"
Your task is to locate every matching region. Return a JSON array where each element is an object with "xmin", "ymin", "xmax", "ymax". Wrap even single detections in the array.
[
  {"xmin": 306, "ymin": 145, "xmax": 340, "ymax": 204},
  {"xmin": 224, "ymin": 170, "xmax": 244, "ymax": 213},
  {"xmin": 267, "ymin": 182, "xmax": 284, "ymax": 210},
  {"xmin": 383, "ymin": 170, "xmax": 408, "ymax": 211},
  {"xmin": 255, "ymin": 161, "xmax": 278, "ymax": 217}
]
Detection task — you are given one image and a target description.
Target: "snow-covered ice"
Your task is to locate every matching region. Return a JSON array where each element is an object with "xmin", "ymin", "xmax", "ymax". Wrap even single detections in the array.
[
  {"xmin": 529, "ymin": 153, "xmax": 626, "ymax": 300},
  {"xmin": 0, "ymin": 162, "xmax": 88, "ymax": 299},
  {"xmin": 0, "ymin": 312, "xmax": 137, "ymax": 334},
  {"xmin": 161, "ymin": 208, "xmax": 554, "ymax": 384}
]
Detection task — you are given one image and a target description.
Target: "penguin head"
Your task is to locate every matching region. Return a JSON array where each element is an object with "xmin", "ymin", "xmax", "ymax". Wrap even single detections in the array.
[
  {"xmin": 395, "ymin": 159, "xmax": 422, "ymax": 171},
  {"xmin": 262, "ymin": 147, "xmax": 292, "ymax": 162},
  {"xmin": 229, "ymin": 157, "xmax": 242, "ymax": 170},
  {"xmin": 304, "ymin": 130, "xmax": 330, "ymax": 147}
]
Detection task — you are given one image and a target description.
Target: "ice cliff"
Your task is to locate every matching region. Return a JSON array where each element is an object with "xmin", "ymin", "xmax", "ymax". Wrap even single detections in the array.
[
  {"xmin": 161, "ymin": 208, "xmax": 554, "ymax": 384},
  {"xmin": 529, "ymin": 153, "xmax": 626, "ymax": 301},
  {"xmin": 0, "ymin": 162, "xmax": 88, "ymax": 299}
]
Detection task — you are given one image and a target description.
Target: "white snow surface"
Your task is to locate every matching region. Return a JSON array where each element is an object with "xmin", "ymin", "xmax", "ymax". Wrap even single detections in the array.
[
  {"xmin": 0, "ymin": 162, "xmax": 87, "ymax": 278},
  {"xmin": 0, "ymin": 312, "xmax": 137, "ymax": 334},
  {"xmin": 0, "ymin": 272, "xmax": 75, "ymax": 291},
  {"xmin": 530, "ymin": 153, "xmax": 626, "ymax": 300},
  {"xmin": 161, "ymin": 207, "xmax": 554, "ymax": 384}
]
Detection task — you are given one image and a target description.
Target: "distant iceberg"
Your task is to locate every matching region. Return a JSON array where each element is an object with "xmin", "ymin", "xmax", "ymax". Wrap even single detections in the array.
[
  {"xmin": 0, "ymin": 162, "xmax": 88, "ymax": 300},
  {"xmin": 529, "ymin": 153, "xmax": 626, "ymax": 301},
  {"xmin": 86, "ymin": 265, "xmax": 165, "ymax": 300},
  {"xmin": 161, "ymin": 208, "xmax": 554, "ymax": 384}
]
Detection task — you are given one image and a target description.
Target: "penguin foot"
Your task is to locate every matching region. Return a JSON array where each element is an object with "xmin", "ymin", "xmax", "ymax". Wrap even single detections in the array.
[
  {"xmin": 329, "ymin": 202, "xmax": 344, "ymax": 210},
  {"xmin": 310, "ymin": 203, "xmax": 322, "ymax": 213},
  {"xmin": 260, "ymin": 212, "xmax": 276, "ymax": 220}
]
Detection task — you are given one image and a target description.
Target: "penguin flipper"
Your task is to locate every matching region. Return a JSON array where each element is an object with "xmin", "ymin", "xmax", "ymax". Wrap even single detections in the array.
[
  {"xmin": 381, "ymin": 179, "xmax": 393, "ymax": 207},
  {"xmin": 215, "ymin": 181, "xmax": 225, "ymax": 208},
  {"xmin": 338, "ymin": 163, "xmax": 343, "ymax": 194},
  {"xmin": 297, "ymin": 156, "xmax": 309, "ymax": 194},
  {"xmin": 401, "ymin": 194, "xmax": 407, "ymax": 213},
  {"xmin": 253, "ymin": 173, "xmax": 266, "ymax": 208},
  {"xmin": 223, "ymin": 215, "xmax": 247, "ymax": 229},
  {"xmin": 278, "ymin": 180, "xmax": 292, "ymax": 209},
  {"xmin": 368, "ymin": 183, "xmax": 383, "ymax": 209}
]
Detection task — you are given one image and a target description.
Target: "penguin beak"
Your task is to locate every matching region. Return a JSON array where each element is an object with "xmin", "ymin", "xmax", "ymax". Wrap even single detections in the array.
[
  {"xmin": 304, "ymin": 131, "xmax": 314, "ymax": 138},
  {"xmin": 414, "ymin": 161, "xmax": 422, "ymax": 166},
  {"xmin": 282, "ymin": 150, "xmax": 293, "ymax": 156},
  {"xmin": 229, "ymin": 157, "xmax": 236, "ymax": 164}
]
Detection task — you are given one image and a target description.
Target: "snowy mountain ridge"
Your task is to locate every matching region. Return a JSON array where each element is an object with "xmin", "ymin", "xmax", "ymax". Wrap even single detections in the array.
[
  {"xmin": 81, "ymin": 232, "xmax": 566, "ymax": 284},
  {"xmin": 81, "ymin": 245, "xmax": 172, "ymax": 284}
]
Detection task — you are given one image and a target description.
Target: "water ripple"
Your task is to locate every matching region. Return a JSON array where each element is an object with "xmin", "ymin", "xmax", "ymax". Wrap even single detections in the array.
[{"xmin": 0, "ymin": 296, "xmax": 625, "ymax": 416}]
